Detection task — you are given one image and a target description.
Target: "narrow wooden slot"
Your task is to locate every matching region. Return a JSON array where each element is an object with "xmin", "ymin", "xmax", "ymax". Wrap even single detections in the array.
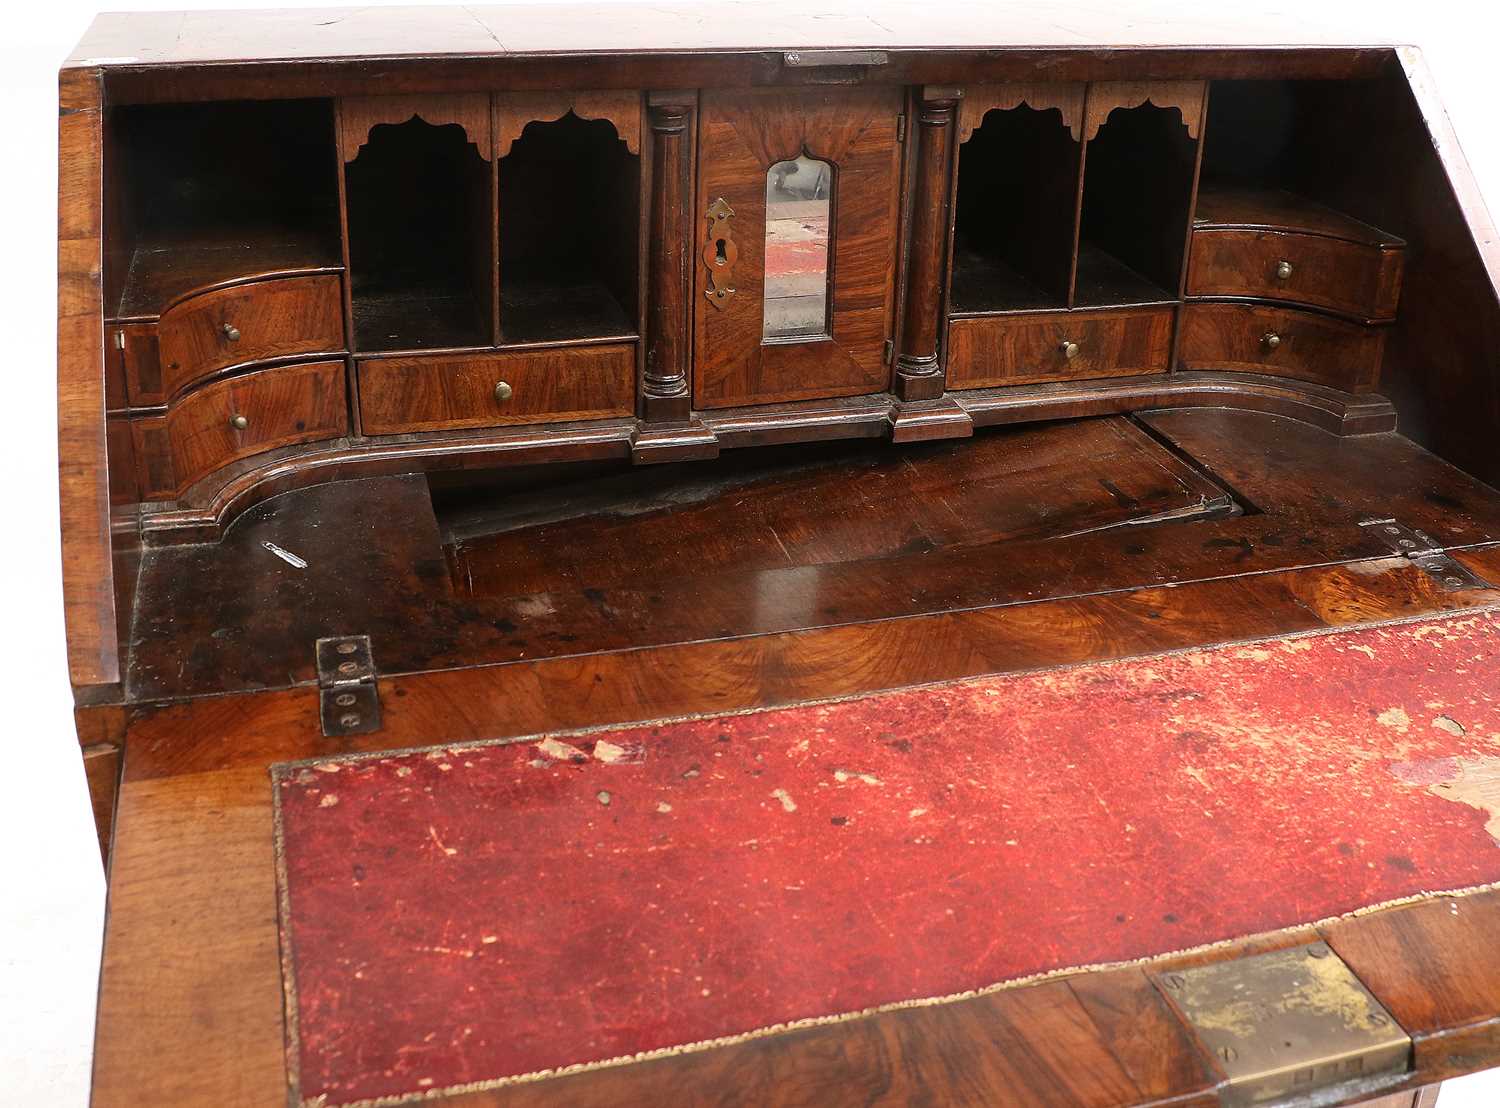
[
  {"xmin": 345, "ymin": 116, "xmax": 495, "ymax": 352},
  {"xmin": 949, "ymin": 104, "xmax": 1081, "ymax": 315},
  {"xmin": 497, "ymin": 113, "xmax": 641, "ymax": 345},
  {"xmin": 106, "ymin": 99, "xmax": 342, "ymax": 321},
  {"xmin": 1076, "ymin": 97, "xmax": 1201, "ymax": 308}
]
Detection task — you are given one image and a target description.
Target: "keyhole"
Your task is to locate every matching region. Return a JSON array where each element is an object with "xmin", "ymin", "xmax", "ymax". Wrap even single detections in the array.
[{"xmin": 715, "ymin": 238, "xmax": 728, "ymax": 265}]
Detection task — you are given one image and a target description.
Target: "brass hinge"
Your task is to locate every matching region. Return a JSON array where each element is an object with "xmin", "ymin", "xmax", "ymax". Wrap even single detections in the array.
[
  {"xmin": 315, "ymin": 635, "xmax": 382, "ymax": 737},
  {"xmin": 1153, "ymin": 943, "xmax": 1410, "ymax": 1106},
  {"xmin": 883, "ymin": 338, "xmax": 894, "ymax": 364},
  {"xmin": 896, "ymin": 113, "xmax": 906, "ymax": 142},
  {"xmin": 1359, "ymin": 519, "xmax": 1493, "ymax": 591}
]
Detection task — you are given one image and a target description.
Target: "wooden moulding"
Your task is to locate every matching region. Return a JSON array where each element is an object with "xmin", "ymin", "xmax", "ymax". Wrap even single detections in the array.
[
  {"xmin": 97, "ymin": 47, "xmax": 1399, "ymax": 107},
  {"xmin": 337, "ymin": 93, "xmax": 492, "ymax": 163},
  {"xmin": 959, "ymin": 370, "xmax": 1396, "ymax": 436},
  {"xmin": 494, "ymin": 89, "xmax": 641, "ymax": 159},
  {"xmin": 133, "ymin": 370, "xmax": 1395, "ymax": 544},
  {"xmin": 958, "ymin": 82, "xmax": 1086, "ymax": 143},
  {"xmin": 1083, "ymin": 80, "xmax": 1207, "ymax": 142}
]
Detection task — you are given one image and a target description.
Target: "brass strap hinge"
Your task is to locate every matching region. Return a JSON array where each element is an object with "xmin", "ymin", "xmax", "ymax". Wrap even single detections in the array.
[
  {"xmin": 1153, "ymin": 943, "xmax": 1411, "ymax": 1106},
  {"xmin": 315, "ymin": 635, "xmax": 382, "ymax": 737},
  {"xmin": 1359, "ymin": 518, "xmax": 1493, "ymax": 591}
]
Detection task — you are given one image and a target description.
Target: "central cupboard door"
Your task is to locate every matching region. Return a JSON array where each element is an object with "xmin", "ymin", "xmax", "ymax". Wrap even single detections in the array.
[{"xmin": 693, "ymin": 87, "xmax": 903, "ymax": 408}]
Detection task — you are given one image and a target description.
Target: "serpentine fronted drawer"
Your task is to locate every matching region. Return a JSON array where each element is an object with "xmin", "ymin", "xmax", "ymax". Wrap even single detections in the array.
[
  {"xmin": 1177, "ymin": 303, "xmax": 1386, "ymax": 392},
  {"xmin": 157, "ymin": 274, "xmax": 345, "ymax": 398},
  {"xmin": 166, "ymin": 359, "xmax": 348, "ymax": 495}
]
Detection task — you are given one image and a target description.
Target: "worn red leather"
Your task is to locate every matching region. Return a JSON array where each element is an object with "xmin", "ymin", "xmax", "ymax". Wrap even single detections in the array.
[{"xmin": 275, "ymin": 609, "xmax": 1500, "ymax": 1105}]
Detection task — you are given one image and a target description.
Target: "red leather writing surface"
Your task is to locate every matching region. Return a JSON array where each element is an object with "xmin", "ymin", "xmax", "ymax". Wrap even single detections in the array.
[{"xmin": 276, "ymin": 610, "xmax": 1500, "ymax": 1105}]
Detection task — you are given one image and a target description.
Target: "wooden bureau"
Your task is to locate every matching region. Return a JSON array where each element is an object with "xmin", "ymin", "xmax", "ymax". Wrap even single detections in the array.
[{"xmin": 56, "ymin": 7, "xmax": 1500, "ymax": 1108}]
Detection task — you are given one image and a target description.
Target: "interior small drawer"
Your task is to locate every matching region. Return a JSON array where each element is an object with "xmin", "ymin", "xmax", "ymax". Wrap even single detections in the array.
[
  {"xmin": 1187, "ymin": 229, "xmax": 1403, "ymax": 322},
  {"xmin": 1177, "ymin": 303, "xmax": 1386, "ymax": 392},
  {"xmin": 168, "ymin": 359, "xmax": 348, "ymax": 494},
  {"xmin": 358, "ymin": 344, "xmax": 637, "ymax": 435},
  {"xmin": 947, "ymin": 308, "xmax": 1173, "ymax": 389},
  {"xmin": 158, "ymin": 273, "xmax": 345, "ymax": 397}
]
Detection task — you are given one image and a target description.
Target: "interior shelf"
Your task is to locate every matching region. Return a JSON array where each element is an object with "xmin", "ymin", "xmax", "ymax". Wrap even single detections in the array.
[
  {"xmin": 1071, "ymin": 242, "xmax": 1177, "ymax": 308},
  {"xmin": 1077, "ymin": 100, "xmax": 1199, "ymax": 307},
  {"xmin": 106, "ymin": 99, "xmax": 342, "ymax": 320},
  {"xmin": 949, "ymin": 105, "xmax": 1080, "ymax": 314},
  {"xmin": 114, "ymin": 228, "xmax": 342, "ymax": 321},
  {"xmin": 1195, "ymin": 81, "xmax": 1406, "ymax": 243},
  {"xmin": 346, "ymin": 116, "xmax": 495, "ymax": 352},
  {"xmin": 948, "ymin": 247, "xmax": 1061, "ymax": 316},
  {"xmin": 498, "ymin": 113, "xmax": 640, "ymax": 345}
]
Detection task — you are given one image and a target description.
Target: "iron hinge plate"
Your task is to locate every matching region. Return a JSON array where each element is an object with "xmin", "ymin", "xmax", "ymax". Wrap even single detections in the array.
[
  {"xmin": 1359, "ymin": 519, "xmax": 1493, "ymax": 591},
  {"xmin": 1153, "ymin": 943, "xmax": 1410, "ymax": 1107},
  {"xmin": 315, "ymin": 635, "xmax": 382, "ymax": 737}
]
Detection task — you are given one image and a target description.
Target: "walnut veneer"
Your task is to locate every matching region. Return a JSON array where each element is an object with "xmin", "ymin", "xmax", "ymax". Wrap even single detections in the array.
[{"xmin": 54, "ymin": 8, "xmax": 1500, "ymax": 1107}]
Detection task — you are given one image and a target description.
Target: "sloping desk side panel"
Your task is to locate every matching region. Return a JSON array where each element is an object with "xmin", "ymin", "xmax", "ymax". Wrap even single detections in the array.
[{"xmin": 58, "ymin": 65, "xmax": 123, "ymax": 693}]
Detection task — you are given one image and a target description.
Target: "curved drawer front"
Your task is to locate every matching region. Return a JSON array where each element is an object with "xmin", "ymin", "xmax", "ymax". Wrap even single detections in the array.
[
  {"xmin": 1188, "ymin": 229, "xmax": 1403, "ymax": 321},
  {"xmin": 947, "ymin": 307, "xmax": 1173, "ymax": 390},
  {"xmin": 1177, "ymin": 303, "xmax": 1386, "ymax": 392},
  {"xmin": 358, "ymin": 344, "xmax": 636, "ymax": 435},
  {"xmin": 168, "ymin": 360, "xmax": 348, "ymax": 493},
  {"xmin": 158, "ymin": 273, "xmax": 345, "ymax": 398}
]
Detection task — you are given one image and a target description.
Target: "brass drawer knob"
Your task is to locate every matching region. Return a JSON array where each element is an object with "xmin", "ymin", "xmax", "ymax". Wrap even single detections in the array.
[
  {"xmin": 1261, "ymin": 331, "xmax": 1283, "ymax": 352},
  {"xmin": 229, "ymin": 413, "xmax": 249, "ymax": 430},
  {"xmin": 494, "ymin": 381, "xmax": 514, "ymax": 402},
  {"xmin": 1060, "ymin": 340, "xmax": 1081, "ymax": 361},
  {"xmin": 1275, "ymin": 260, "xmax": 1294, "ymax": 281},
  {"xmin": 222, "ymin": 322, "xmax": 241, "ymax": 342}
]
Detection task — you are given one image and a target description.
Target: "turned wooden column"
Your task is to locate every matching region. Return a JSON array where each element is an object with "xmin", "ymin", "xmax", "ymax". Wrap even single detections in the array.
[
  {"xmin": 894, "ymin": 86, "xmax": 961, "ymax": 402},
  {"xmin": 642, "ymin": 91, "xmax": 695, "ymax": 424}
]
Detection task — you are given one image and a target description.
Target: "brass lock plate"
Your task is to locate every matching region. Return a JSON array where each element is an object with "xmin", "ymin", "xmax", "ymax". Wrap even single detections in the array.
[{"xmin": 1152, "ymin": 943, "xmax": 1410, "ymax": 1106}]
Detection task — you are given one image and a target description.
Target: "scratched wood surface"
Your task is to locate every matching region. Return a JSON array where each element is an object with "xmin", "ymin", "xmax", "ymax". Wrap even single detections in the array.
[{"xmin": 123, "ymin": 410, "xmax": 1500, "ymax": 701}]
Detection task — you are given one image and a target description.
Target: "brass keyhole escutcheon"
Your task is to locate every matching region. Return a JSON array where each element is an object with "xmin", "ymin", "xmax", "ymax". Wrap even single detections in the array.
[
  {"xmin": 1261, "ymin": 331, "xmax": 1282, "ymax": 352},
  {"xmin": 222, "ymin": 322, "xmax": 241, "ymax": 342},
  {"xmin": 229, "ymin": 413, "xmax": 249, "ymax": 430},
  {"xmin": 494, "ymin": 381, "xmax": 514, "ymax": 402},
  {"xmin": 703, "ymin": 197, "xmax": 738, "ymax": 309},
  {"xmin": 1060, "ymin": 340, "xmax": 1080, "ymax": 361},
  {"xmin": 1275, "ymin": 260, "xmax": 1293, "ymax": 281}
]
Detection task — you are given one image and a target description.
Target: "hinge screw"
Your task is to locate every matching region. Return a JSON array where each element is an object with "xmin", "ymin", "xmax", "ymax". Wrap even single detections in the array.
[
  {"xmin": 1161, "ymin": 973, "xmax": 1186, "ymax": 990},
  {"xmin": 337, "ymin": 660, "xmax": 359, "ymax": 676},
  {"xmin": 339, "ymin": 713, "xmax": 362, "ymax": 728},
  {"xmin": 1218, "ymin": 1045, "xmax": 1239, "ymax": 1062},
  {"xmin": 336, "ymin": 641, "xmax": 359, "ymax": 654},
  {"xmin": 1308, "ymin": 943, "xmax": 1330, "ymax": 958}
]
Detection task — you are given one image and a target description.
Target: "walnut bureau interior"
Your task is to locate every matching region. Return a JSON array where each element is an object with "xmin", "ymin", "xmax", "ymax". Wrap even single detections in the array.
[{"xmin": 58, "ymin": 9, "xmax": 1500, "ymax": 1108}]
